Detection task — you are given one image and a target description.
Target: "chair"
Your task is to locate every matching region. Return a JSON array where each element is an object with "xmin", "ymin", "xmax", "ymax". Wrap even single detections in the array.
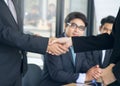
[{"xmin": 22, "ymin": 64, "xmax": 43, "ymax": 86}]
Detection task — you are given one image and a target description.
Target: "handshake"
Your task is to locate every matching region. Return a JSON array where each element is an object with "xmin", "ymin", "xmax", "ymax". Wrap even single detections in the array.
[
  {"xmin": 46, "ymin": 37, "xmax": 117, "ymax": 86},
  {"xmin": 47, "ymin": 37, "xmax": 72, "ymax": 55},
  {"xmin": 85, "ymin": 64, "xmax": 116, "ymax": 86}
]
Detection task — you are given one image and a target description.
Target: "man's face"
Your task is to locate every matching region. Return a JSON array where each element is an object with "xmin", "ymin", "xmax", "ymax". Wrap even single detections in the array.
[
  {"xmin": 65, "ymin": 18, "xmax": 86, "ymax": 37},
  {"xmin": 99, "ymin": 23, "xmax": 113, "ymax": 34}
]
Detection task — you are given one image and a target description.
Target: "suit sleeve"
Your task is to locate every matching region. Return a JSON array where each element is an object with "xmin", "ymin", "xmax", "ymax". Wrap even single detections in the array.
[
  {"xmin": 72, "ymin": 33, "xmax": 114, "ymax": 53},
  {"xmin": 109, "ymin": 8, "xmax": 120, "ymax": 64},
  {"xmin": 45, "ymin": 54, "xmax": 79, "ymax": 83},
  {"xmin": 0, "ymin": 19, "xmax": 48, "ymax": 54},
  {"xmin": 113, "ymin": 61, "xmax": 120, "ymax": 83}
]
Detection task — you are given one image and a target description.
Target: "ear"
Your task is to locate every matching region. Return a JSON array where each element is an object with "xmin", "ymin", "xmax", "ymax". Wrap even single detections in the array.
[
  {"xmin": 99, "ymin": 26, "xmax": 102, "ymax": 31},
  {"xmin": 64, "ymin": 23, "xmax": 67, "ymax": 27},
  {"xmin": 64, "ymin": 23, "xmax": 66, "ymax": 31}
]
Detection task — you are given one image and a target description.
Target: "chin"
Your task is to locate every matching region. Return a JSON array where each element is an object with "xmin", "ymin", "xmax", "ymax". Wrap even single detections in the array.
[
  {"xmin": 73, "ymin": 35, "xmax": 79, "ymax": 37},
  {"xmin": 72, "ymin": 34, "xmax": 79, "ymax": 36}
]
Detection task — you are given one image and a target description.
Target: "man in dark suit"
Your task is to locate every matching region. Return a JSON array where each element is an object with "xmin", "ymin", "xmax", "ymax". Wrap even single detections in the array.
[
  {"xmin": 40, "ymin": 12, "xmax": 102, "ymax": 86},
  {"xmin": 92, "ymin": 16, "xmax": 115, "ymax": 68},
  {"xmin": 0, "ymin": 0, "xmax": 68, "ymax": 86},
  {"xmin": 51, "ymin": 9, "xmax": 120, "ymax": 86}
]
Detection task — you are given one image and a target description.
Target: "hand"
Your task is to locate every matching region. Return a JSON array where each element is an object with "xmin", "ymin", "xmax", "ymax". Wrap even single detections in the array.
[
  {"xmin": 47, "ymin": 38, "xmax": 69, "ymax": 55},
  {"xmin": 101, "ymin": 64, "xmax": 116, "ymax": 86},
  {"xmin": 49, "ymin": 37, "xmax": 72, "ymax": 48},
  {"xmin": 48, "ymin": 37, "xmax": 57, "ymax": 43},
  {"xmin": 85, "ymin": 65, "xmax": 102, "ymax": 82}
]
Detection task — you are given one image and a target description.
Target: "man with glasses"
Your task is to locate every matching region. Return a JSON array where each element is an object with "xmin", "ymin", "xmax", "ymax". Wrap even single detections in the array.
[{"xmin": 40, "ymin": 12, "xmax": 102, "ymax": 86}]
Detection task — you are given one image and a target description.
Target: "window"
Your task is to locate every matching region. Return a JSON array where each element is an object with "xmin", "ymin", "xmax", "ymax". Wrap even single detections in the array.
[{"xmin": 24, "ymin": 0, "xmax": 57, "ymax": 69}]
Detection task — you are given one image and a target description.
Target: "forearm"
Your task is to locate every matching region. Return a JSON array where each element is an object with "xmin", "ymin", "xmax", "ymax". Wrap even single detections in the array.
[
  {"xmin": 49, "ymin": 71, "xmax": 79, "ymax": 83},
  {"xmin": 0, "ymin": 21, "xmax": 49, "ymax": 54},
  {"xmin": 72, "ymin": 34, "xmax": 114, "ymax": 53}
]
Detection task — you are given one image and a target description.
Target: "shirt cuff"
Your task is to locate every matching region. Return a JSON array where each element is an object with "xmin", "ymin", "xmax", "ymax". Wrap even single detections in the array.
[{"xmin": 76, "ymin": 73, "xmax": 86, "ymax": 83}]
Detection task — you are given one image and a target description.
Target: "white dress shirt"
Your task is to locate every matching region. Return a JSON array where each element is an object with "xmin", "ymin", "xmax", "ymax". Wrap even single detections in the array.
[
  {"xmin": 4, "ymin": 0, "xmax": 8, "ymax": 5},
  {"xmin": 102, "ymin": 50, "xmax": 106, "ymax": 64}
]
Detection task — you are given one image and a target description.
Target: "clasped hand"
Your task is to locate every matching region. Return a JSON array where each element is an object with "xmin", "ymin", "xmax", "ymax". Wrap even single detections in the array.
[
  {"xmin": 46, "ymin": 37, "xmax": 72, "ymax": 55},
  {"xmin": 85, "ymin": 64, "xmax": 116, "ymax": 86}
]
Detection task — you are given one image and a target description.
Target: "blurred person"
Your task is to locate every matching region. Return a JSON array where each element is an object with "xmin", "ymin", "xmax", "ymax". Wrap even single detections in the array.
[
  {"xmin": 99, "ymin": 16, "xmax": 115, "ymax": 35},
  {"xmin": 92, "ymin": 16, "xmax": 115, "ymax": 68},
  {"xmin": 50, "ymin": 9, "xmax": 120, "ymax": 86},
  {"xmin": 24, "ymin": 5, "xmax": 41, "ymax": 26},
  {"xmin": 40, "ymin": 12, "xmax": 102, "ymax": 86},
  {"xmin": 47, "ymin": 3, "xmax": 56, "ymax": 21},
  {"xmin": 0, "ymin": 0, "xmax": 68, "ymax": 86},
  {"xmin": 47, "ymin": 3, "xmax": 56, "ymax": 35}
]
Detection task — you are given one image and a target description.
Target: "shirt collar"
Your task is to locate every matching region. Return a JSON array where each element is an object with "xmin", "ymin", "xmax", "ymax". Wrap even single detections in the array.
[{"xmin": 4, "ymin": 0, "xmax": 8, "ymax": 5}]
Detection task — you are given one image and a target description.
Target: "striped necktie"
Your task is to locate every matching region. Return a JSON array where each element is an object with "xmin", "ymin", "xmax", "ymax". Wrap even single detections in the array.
[{"xmin": 7, "ymin": 0, "xmax": 17, "ymax": 22}]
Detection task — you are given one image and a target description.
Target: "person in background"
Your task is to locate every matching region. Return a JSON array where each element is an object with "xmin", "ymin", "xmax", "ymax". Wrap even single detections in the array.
[
  {"xmin": 40, "ymin": 12, "xmax": 102, "ymax": 86},
  {"xmin": 47, "ymin": 3, "xmax": 56, "ymax": 21},
  {"xmin": 24, "ymin": 5, "xmax": 41, "ymax": 26},
  {"xmin": 92, "ymin": 16, "xmax": 115, "ymax": 68}
]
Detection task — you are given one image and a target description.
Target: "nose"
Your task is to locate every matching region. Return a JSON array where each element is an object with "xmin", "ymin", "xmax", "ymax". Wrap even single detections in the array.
[
  {"xmin": 107, "ymin": 30, "xmax": 111, "ymax": 34},
  {"xmin": 74, "ymin": 27, "xmax": 80, "ymax": 32}
]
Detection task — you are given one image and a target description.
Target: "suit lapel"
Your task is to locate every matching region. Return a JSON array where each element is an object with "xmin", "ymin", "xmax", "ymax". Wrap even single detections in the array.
[
  {"xmin": 12, "ymin": 0, "xmax": 22, "ymax": 29},
  {"xmin": 75, "ymin": 53, "xmax": 83, "ymax": 72},
  {"xmin": 60, "ymin": 33, "xmax": 75, "ymax": 71},
  {"xmin": 102, "ymin": 50, "xmax": 112, "ymax": 67},
  {"xmin": 1, "ymin": 0, "xmax": 23, "ymax": 30},
  {"xmin": 61, "ymin": 51, "xmax": 75, "ymax": 72},
  {"xmin": 0, "ymin": 0, "xmax": 19, "ymax": 28},
  {"xmin": 69, "ymin": 48, "xmax": 75, "ymax": 68},
  {"xmin": 99, "ymin": 51, "xmax": 103, "ymax": 67}
]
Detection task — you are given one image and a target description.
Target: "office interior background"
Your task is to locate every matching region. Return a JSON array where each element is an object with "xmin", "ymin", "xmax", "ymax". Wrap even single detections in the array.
[{"xmin": 23, "ymin": 0, "xmax": 120, "ymax": 69}]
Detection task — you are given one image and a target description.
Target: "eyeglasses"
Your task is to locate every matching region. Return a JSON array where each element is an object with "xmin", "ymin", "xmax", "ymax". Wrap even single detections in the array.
[{"xmin": 67, "ymin": 23, "xmax": 86, "ymax": 31}]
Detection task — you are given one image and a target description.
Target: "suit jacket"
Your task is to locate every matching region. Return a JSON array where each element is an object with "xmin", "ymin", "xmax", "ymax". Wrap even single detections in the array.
[
  {"xmin": 0, "ymin": 0, "xmax": 48, "ymax": 85},
  {"xmin": 40, "ymin": 33, "xmax": 100, "ymax": 86},
  {"xmin": 91, "ymin": 49, "xmax": 112, "ymax": 68},
  {"xmin": 72, "ymin": 8, "xmax": 120, "ymax": 83},
  {"xmin": 101, "ymin": 49, "xmax": 112, "ymax": 68}
]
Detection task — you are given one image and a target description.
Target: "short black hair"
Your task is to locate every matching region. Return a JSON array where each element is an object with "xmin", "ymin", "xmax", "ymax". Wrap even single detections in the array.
[
  {"xmin": 65, "ymin": 12, "xmax": 88, "ymax": 27},
  {"xmin": 101, "ymin": 15, "xmax": 115, "ymax": 26}
]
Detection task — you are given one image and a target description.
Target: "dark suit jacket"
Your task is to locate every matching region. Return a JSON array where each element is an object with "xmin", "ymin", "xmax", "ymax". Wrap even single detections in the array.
[
  {"xmin": 0, "ymin": 0, "xmax": 48, "ymax": 85},
  {"xmin": 91, "ymin": 49, "xmax": 112, "ymax": 68},
  {"xmin": 72, "ymin": 8, "xmax": 120, "ymax": 83},
  {"xmin": 40, "ymin": 33, "xmax": 100, "ymax": 86}
]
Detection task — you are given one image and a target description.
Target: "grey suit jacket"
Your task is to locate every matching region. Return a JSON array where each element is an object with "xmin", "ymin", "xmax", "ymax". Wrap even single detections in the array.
[{"xmin": 0, "ymin": 0, "xmax": 48, "ymax": 85}]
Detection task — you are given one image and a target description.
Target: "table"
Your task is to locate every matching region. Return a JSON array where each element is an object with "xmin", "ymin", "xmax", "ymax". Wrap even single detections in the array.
[
  {"xmin": 63, "ymin": 82, "xmax": 103, "ymax": 86},
  {"xmin": 63, "ymin": 83, "xmax": 91, "ymax": 86}
]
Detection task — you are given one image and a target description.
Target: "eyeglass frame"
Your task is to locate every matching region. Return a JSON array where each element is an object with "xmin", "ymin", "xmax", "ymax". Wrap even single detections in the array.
[{"xmin": 67, "ymin": 22, "xmax": 86, "ymax": 31}]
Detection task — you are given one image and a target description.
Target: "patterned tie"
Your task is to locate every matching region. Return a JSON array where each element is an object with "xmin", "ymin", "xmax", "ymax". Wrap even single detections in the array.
[
  {"xmin": 70, "ymin": 47, "xmax": 76, "ymax": 65},
  {"xmin": 7, "ymin": 0, "xmax": 17, "ymax": 22}
]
